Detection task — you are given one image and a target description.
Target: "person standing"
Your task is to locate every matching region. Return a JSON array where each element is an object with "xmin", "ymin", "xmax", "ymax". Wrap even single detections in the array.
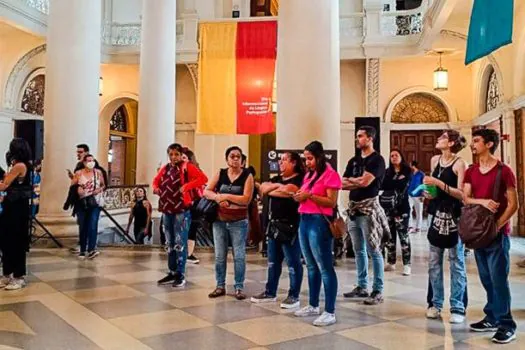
[
  {"xmin": 251, "ymin": 152, "xmax": 304, "ymax": 309},
  {"xmin": 464, "ymin": 129, "xmax": 518, "ymax": 344},
  {"xmin": 0, "ymin": 139, "xmax": 33, "ymax": 290},
  {"xmin": 381, "ymin": 149, "xmax": 412, "ymax": 276},
  {"xmin": 424, "ymin": 130, "xmax": 468, "ymax": 324},
  {"xmin": 125, "ymin": 187, "xmax": 152, "ymax": 244},
  {"xmin": 293, "ymin": 141, "xmax": 341, "ymax": 327},
  {"xmin": 205, "ymin": 146, "xmax": 254, "ymax": 300},
  {"xmin": 408, "ymin": 160, "xmax": 425, "ymax": 233},
  {"xmin": 342, "ymin": 126, "xmax": 389, "ymax": 305},
  {"xmin": 154, "ymin": 143, "xmax": 208, "ymax": 288}
]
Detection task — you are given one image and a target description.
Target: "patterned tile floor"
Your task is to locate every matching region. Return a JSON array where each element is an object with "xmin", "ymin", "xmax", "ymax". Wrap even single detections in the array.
[{"xmin": 1, "ymin": 234, "xmax": 525, "ymax": 350}]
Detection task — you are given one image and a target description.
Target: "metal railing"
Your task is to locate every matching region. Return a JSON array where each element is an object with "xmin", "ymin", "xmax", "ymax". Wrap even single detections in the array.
[{"xmin": 381, "ymin": 7, "xmax": 425, "ymax": 37}]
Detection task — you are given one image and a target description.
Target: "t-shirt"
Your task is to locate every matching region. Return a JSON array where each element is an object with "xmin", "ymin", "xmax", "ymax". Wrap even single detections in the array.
[
  {"xmin": 408, "ymin": 170, "xmax": 425, "ymax": 197},
  {"xmin": 343, "ymin": 152, "xmax": 386, "ymax": 202},
  {"xmin": 464, "ymin": 162, "xmax": 517, "ymax": 235},
  {"xmin": 381, "ymin": 167, "xmax": 411, "ymax": 215},
  {"xmin": 269, "ymin": 174, "xmax": 304, "ymax": 223},
  {"xmin": 298, "ymin": 164, "xmax": 342, "ymax": 216}
]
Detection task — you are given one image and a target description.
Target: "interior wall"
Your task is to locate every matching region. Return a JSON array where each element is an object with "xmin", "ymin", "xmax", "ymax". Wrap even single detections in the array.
[{"xmin": 112, "ymin": 0, "xmax": 142, "ymax": 22}]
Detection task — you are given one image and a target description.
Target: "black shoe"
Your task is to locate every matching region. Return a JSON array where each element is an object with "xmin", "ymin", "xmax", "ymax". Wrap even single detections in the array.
[
  {"xmin": 469, "ymin": 320, "xmax": 498, "ymax": 333},
  {"xmin": 343, "ymin": 286, "xmax": 369, "ymax": 299},
  {"xmin": 364, "ymin": 291, "xmax": 384, "ymax": 305},
  {"xmin": 492, "ymin": 328, "xmax": 516, "ymax": 344},
  {"xmin": 187, "ymin": 255, "xmax": 200, "ymax": 264},
  {"xmin": 172, "ymin": 274, "xmax": 186, "ymax": 288},
  {"xmin": 157, "ymin": 273, "xmax": 176, "ymax": 285}
]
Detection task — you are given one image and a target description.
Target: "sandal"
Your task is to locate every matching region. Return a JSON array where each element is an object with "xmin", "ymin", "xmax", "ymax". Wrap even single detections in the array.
[
  {"xmin": 208, "ymin": 287, "xmax": 226, "ymax": 298},
  {"xmin": 234, "ymin": 289, "xmax": 246, "ymax": 300}
]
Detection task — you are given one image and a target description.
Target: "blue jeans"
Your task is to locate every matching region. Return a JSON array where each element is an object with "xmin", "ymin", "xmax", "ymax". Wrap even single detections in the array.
[
  {"xmin": 348, "ymin": 215, "xmax": 384, "ymax": 292},
  {"xmin": 428, "ymin": 240, "xmax": 467, "ymax": 314},
  {"xmin": 77, "ymin": 206, "xmax": 101, "ymax": 253},
  {"xmin": 213, "ymin": 219, "xmax": 248, "ymax": 290},
  {"xmin": 299, "ymin": 214, "xmax": 338, "ymax": 314},
  {"xmin": 474, "ymin": 233, "xmax": 516, "ymax": 331},
  {"xmin": 163, "ymin": 211, "xmax": 191, "ymax": 276},
  {"xmin": 265, "ymin": 236, "xmax": 303, "ymax": 298}
]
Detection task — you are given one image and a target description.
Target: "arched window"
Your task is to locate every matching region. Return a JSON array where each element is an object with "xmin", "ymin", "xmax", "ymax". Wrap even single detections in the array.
[
  {"xmin": 109, "ymin": 106, "xmax": 128, "ymax": 133},
  {"xmin": 21, "ymin": 74, "xmax": 45, "ymax": 116},
  {"xmin": 486, "ymin": 69, "xmax": 500, "ymax": 113}
]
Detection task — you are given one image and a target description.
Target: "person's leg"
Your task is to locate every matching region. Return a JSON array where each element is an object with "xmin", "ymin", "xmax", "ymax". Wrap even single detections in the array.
[
  {"xmin": 360, "ymin": 216, "xmax": 384, "ymax": 293},
  {"xmin": 76, "ymin": 209, "xmax": 88, "ymax": 254},
  {"xmin": 427, "ymin": 277, "xmax": 433, "ymax": 308},
  {"xmin": 474, "ymin": 247, "xmax": 496, "ymax": 324},
  {"xmin": 159, "ymin": 215, "xmax": 166, "ymax": 246},
  {"xmin": 299, "ymin": 215, "xmax": 321, "ymax": 308},
  {"xmin": 397, "ymin": 215, "xmax": 411, "ymax": 266},
  {"xmin": 212, "ymin": 221, "xmax": 228, "ymax": 289},
  {"xmin": 348, "ymin": 217, "xmax": 368, "ymax": 290},
  {"xmin": 428, "ymin": 244, "xmax": 445, "ymax": 311},
  {"xmin": 386, "ymin": 216, "xmax": 398, "ymax": 266},
  {"xmin": 414, "ymin": 198, "xmax": 423, "ymax": 231},
  {"xmin": 87, "ymin": 207, "xmax": 101, "ymax": 252},
  {"xmin": 1, "ymin": 230, "xmax": 13, "ymax": 276},
  {"xmin": 229, "ymin": 219, "xmax": 248, "ymax": 291},
  {"xmin": 282, "ymin": 237, "xmax": 304, "ymax": 299},
  {"xmin": 12, "ymin": 227, "xmax": 27, "ymax": 279},
  {"xmin": 174, "ymin": 211, "xmax": 191, "ymax": 277},
  {"xmin": 265, "ymin": 238, "xmax": 284, "ymax": 297},
  {"xmin": 449, "ymin": 240, "xmax": 467, "ymax": 316},
  {"xmin": 163, "ymin": 214, "xmax": 177, "ymax": 273},
  {"xmin": 188, "ymin": 215, "xmax": 198, "ymax": 256}
]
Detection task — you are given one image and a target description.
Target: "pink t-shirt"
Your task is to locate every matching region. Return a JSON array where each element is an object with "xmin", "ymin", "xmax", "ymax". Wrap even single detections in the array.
[{"xmin": 298, "ymin": 164, "xmax": 342, "ymax": 216}]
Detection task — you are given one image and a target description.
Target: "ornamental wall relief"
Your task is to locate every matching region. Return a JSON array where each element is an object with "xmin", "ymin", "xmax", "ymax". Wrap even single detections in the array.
[{"xmin": 391, "ymin": 93, "xmax": 449, "ymax": 123}]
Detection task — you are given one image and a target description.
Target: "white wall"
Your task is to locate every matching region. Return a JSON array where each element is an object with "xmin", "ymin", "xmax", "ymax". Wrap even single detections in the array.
[
  {"xmin": 112, "ymin": 0, "xmax": 142, "ymax": 22},
  {"xmin": 0, "ymin": 116, "xmax": 13, "ymax": 169}
]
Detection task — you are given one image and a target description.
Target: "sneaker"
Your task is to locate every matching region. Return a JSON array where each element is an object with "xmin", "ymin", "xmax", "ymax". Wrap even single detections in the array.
[
  {"xmin": 364, "ymin": 291, "xmax": 384, "ymax": 305},
  {"xmin": 403, "ymin": 265, "xmax": 411, "ymax": 276},
  {"xmin": 294, "ymin": 305, "xmax": 320, "ymax": 317},
  {"xmin": 173, "ymin": 274, "xmax": 186, "ymax": 288},
  {"xmin": 469, "ymin": 320, "xmax": 498, "ymax": 332},
  {"xmin": 251, "ymin": 292, "xmax": 277, "ymax": 304},
  {"xmin": 385, "ymin": 264, "xmax": 396, "ymax": 272},
  {"xmin": 157, "ymin": 273, "xmax": 176, "ymax": 285},
  {"xmin": 492, "ymin": 328, "xmax": 516, "ymax": 344},
  {"xmin": 449, "ymin": 313, "xmax": 465, "ymax": 324},
  {"xmin": 0, "ymin": 276, "xmax": 11, "ymax": 289},
  {"xmin": 280, "ymin": 296, "xmax": 300, "ymax": 309},
  {"xmin": 313, "ymin": 311, "xmax": 336, "ymax": 327},
  {"xmin": 87, "ymin": 251, "xmax": 100, "ymax": 260},
  {"xmin": 426, "ymin": 307, "xmax": 441, "ymax": 319},
  {"xmin": 187, "ymin": 255, "xmax": 200, "ymax": 264},
  {"xmin": 234, "ymin": 289, "xmax": 246, "ymax": 300},
  {"xmin": 78, "ymin": 252, "xmax": 86, "ymax": 260},
  {"xmin": 4, "ymin": 278, "xmax": 26, "ymax": 291},
  {"xmin": 343, "ymin": 286, "xmax": 369, "ymax": 299},
  {"xmin": 69, "ymin": 246, "xmax": 80, "ymax": 254}
]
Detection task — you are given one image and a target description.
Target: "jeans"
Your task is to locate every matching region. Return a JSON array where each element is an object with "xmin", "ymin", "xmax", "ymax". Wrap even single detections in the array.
[
  {"xmin": 386, "ymin": 214, "xmax": 411, "ymax": 266},
  {"xmin": 474, "ymin": 233, "xmax": 516, "ymax": 331},
  {"xmin": 213, "ymin": 219, "xmax": 248, "ymax": 290},
  {"xmin": 409, "ymin": 196, "xmax": 424, "ymax": 230},
  {"xmin": 299, "ymin": 214, "xmax": 338, "ymax": 314},
  {"xmin": 265, "ymin": 236, "xmax": 303, "ymax": 298},
  {"xmin": 163, "ymin": 211, "xmax": 191, "ymax": 276},
  {"xmin": 428, "ymin": 240, "xmax": 467, "ymax": 314},
  {"xmin": 77, "ymin": 206, "xmax": 101, "ymax": 253},
  {"xmin": 348, "ymin": 215, "xmax": 384, "ymax": 292}
]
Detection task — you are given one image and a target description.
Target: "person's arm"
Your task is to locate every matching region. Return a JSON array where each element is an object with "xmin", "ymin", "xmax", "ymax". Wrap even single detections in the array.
[
  {"xmin": 269, "ymin": 183, "xmax": 300, "ymax": 198},
  {"xmin": 203, "ymin": 171, "xmax": 221, "ymax": 202},
  {"xmin": 463, "ymin": 183, "xmax": 500, "ymax": 212},
  {"xmin": 94, "ymin": 169, "xmax": 106, "ymax": 195},
  {"xmin": 260, "ymin": 182, "xmax": 281, "ymax": 195},
  {"xmin": 152, "ymin": 165, "xmax": 166, "ymax": 195},
  {"xmin": 220, "ymin": 174, "xmax": 255, "ymax": 206},
  {"xmin": 144, "ymin": 200, "xmax": 153, "ymax": 233},
  {"xmin": 425, "ymin": 159, "xmax": 465, "ymax": 201},
  {"xmin": 126, "ymin": 208, "xmax": 135, "ymax": 233},
  {"xmin": 342, "ymin": 160, "xmax": 359, "ymax": 190},
  {"xmin": 182, "ymin": 164, "xmax": 208, "ymax": 193},
  {"xmin": 307, "ymin": 188, "xmax": 339, "ymax": 208},
  {"xmin": 0, "ymin": 163, "xmax": 25, "ymax": 191},
  {"xmin": 497, "ymin": 186, "xmax": 519, "ymax": 230}
]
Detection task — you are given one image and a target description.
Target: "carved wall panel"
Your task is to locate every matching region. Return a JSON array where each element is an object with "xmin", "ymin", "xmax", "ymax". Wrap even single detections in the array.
[{"xmin": 391, "ymin": 93, "xmax": 448, "ymax": 123}]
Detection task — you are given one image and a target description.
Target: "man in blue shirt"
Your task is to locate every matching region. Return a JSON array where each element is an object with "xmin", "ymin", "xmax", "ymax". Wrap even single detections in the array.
[{"xmin": 407, "ymin": 161, "xmax": 425, "ymax": 233}]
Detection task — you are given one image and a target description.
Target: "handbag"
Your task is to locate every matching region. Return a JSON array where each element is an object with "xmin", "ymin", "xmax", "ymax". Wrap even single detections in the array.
[
  {"xmin": 319, "ymin": 206, "xmax": 347, "ymax": 239},
  {"xmin": 195, "ymin": 197, "xmax": 218, "ymax": 222},
  {"xmin": 379, "ymin": 190, "xmax": 397, "ymax": 211},
  {"xmin": 459, "ymin": 165, "xmax": 502, "ymax": 249},
  {"xmin": 266, "ymin": 198, "xmax": 297, "ymax": 243}
]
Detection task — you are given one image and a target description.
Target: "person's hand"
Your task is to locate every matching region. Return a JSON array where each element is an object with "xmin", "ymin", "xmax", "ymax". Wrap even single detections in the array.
[
  {"xmin": 153, "ymin": 188, "xmax": 160, "ymax": 195},
  {"xmin": 219, "ymin": 201, "xmax": 230, "ymax": 208},
  {"xmin": 480, "ymin": 199, "xmax": 500, "ymax": 213},
  {"xmin": 180, "ymin": 185, "xmax": 187, "ymax": 194},
  {"xmin": 93, "ymin": 188, "xmax": 103, "ymax": 195},
  {"xmin": 422, "ymin": 191, "xmax": 434, "ymax": 200},
  {"xmin": 293, "ymin": 190, "xmax": 311, "ymax": 203},
  {"xmin": 423, "ymin": 176, "xmax": 440, "ymax": 186}
]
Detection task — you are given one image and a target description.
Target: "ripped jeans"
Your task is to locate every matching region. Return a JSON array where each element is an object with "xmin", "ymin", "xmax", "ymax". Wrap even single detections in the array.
[
  {"xmin": 163, "ymin": 211, "xmax": 191, "ymax": 277},
  {"xmin": 265, "ymin": 236, "xmax": 303, "ymax": 299}
]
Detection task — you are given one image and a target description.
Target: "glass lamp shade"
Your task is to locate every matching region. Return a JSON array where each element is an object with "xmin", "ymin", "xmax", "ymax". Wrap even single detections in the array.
[{"xmin": 433, "ymin": 67, "xmax": 448, "ymax": 91}]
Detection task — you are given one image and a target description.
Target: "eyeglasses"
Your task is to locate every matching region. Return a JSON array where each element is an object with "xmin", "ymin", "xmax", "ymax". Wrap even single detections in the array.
[{"xmin": 229, "ymin": 155, "xmax": 241, "ymax": 160}]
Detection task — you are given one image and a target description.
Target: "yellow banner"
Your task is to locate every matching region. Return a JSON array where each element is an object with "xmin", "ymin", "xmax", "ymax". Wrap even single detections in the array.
[{"xmin": 197, "ymin": 22, "xmax": 237, "ymax": 134}]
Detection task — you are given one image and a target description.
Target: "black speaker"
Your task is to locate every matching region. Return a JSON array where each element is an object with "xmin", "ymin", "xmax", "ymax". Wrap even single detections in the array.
[
  {"xmin": 14, "ymin": 120, "xmax": 44, "ymax": 161},
  {"xmin": 355, "ymin": 117, "xmax": 381, "ymax": 154}
]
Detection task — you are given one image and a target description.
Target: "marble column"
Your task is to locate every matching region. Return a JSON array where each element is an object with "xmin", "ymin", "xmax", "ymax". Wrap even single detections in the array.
[
  {"xmin": 40, "ymin": 0, "xmax": 101, "ymax": 217},
  {"xmin": 276, "ymin": 0, "xmax": 341, "ymax": 152},
  {"xmin": 136, "ymin": 0, "xmax": 177, "ymax": 185}
]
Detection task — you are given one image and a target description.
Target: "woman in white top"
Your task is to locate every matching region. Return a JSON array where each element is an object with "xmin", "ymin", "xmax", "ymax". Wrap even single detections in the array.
[{"xmin": 71, "ymin": 154, "xmax": 105, "ymax": 259}]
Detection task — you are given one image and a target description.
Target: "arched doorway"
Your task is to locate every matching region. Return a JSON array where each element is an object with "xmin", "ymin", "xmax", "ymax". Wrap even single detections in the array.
[{"xmin": 107, "ymin": 102, "xmax": 138, "ymax": 186}]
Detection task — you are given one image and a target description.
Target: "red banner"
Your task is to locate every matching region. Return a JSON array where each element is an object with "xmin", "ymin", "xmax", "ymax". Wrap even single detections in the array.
[{"xmin": 236, "ymin": 21, "xmax": 277, "ymax": 135}]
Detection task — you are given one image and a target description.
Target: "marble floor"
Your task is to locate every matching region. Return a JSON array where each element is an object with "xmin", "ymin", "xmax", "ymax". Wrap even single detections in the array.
[{"xmin": 2, "ymin": 235, "xmax": 525, "ymax": 350}]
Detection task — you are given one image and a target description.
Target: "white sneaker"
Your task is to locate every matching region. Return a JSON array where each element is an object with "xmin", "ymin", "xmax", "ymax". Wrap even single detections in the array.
[
  {"xmin": 449, "ymin": 313, "xmax": 465, "ymax": 324},
  {"xmin": 403, "ymin": 265, "xmax": 411, "ymax": 276},
  {"xmin": 294, "ymin": 305, "xmax": 320, "ymax": 317},
  {"xmin": 385, "ymin": 264, "xmax": 396, "ymax": 272},
  {"xmin": 426, "ymin": 307, "xmax": 441, "ymax": 319},
  {"xmin": 4, "ymin": 278, "xmax": 26, "ymax": 291},
  {"xmin": 0, "ymin": 276, "xmax": 11, "ymax": 289},
  {"xmin": 313, "ymin": 312, "xmax": 336, "ymax": 327}
]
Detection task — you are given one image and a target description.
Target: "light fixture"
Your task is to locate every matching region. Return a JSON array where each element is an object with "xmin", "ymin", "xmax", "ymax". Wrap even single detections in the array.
[
  {"xmin": 433, "ymin": 52, "xmax": 448, "ymax": 91},
  {"xmin": 99, "ymin": 77, "xmax": 103, "ymax": 96}
]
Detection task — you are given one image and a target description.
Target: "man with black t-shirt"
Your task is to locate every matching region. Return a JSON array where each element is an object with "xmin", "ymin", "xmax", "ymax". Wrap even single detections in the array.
[{"xmin": 342, "ymin": 126, "xmax": 389, "ymax": 305}]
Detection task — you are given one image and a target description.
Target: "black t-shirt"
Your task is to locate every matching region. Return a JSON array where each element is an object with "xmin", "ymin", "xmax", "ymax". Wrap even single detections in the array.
[
  {"xmin": 268, "ymin": 174, "xmax": 304, "ymax": 223},
  {"xmin": 381, "ymin": 167, "xmax": 412, "ymax": 215},
  {"xmin": 343, "ymin": 152, "xmax": 386, "ymax": 202}
]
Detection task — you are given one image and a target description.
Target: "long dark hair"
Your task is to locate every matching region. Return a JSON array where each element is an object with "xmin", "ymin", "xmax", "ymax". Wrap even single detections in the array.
[
  {"xmin": 387, "ymin": 149, "xmax": 410, "ymax": 177},
  {"xmin": 284, "ymin": 151, "xmax": 305, "ymax": 176},
  {"xmin": 304, "ymin": 141, "xmax": 327, "ymax": 189},
  {"xmin": 8, "ymin": 138, "xmax": 32, "ymax": 165},
  {"xmin": 134, "ymin": 186, "xmax": 148, "ymax": 201}
]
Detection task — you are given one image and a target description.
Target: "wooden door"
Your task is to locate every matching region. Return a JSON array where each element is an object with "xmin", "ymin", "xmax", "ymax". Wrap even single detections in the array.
[
  {"xmin": 515, "ymin": 109, "xmax": 525, "ymax": 236},
  {"xmin": 390, "ymin": 130, "xmax": 441, "ymax": 174},
  {"xmin": 251, "ymin": 0, "xmax": 271, "ymax": 16}
]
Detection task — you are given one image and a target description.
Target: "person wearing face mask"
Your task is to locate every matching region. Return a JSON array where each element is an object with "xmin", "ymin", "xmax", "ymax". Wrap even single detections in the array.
[
  {"xmin": 153, "ymin": 144, "xmax": 208, "ymax": 288},
  {"xmin": 70, "ymin": 154, "xmax": 106, "ymax": 260},
  {"xmin": 126, "ymin": 187, "xmax": 153, "ymax": 244}
]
